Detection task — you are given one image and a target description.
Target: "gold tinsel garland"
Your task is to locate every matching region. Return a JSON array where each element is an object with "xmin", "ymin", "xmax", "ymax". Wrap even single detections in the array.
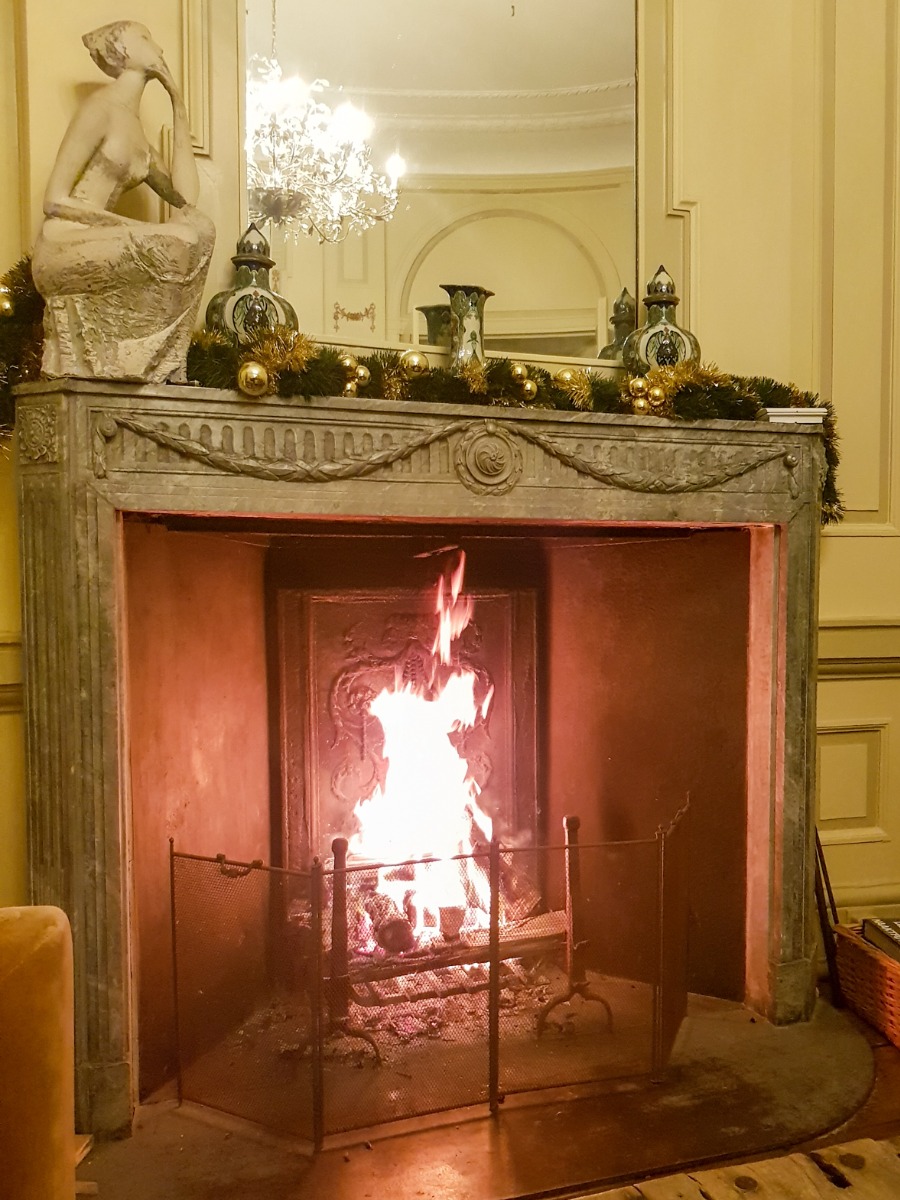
[
  {"xmin": 239, "ymin": 327, "xmax": 317, "ymax": 394},
  {"xmin": 382, "ymin": 362, "xmax": 406, "ymax": 402},
  {"xmin": 555, "ymin": 368, "xmax": 595, "ymax": 412},
  {"xmin": 644, "ymin": 362, "xmax": 759, "ymax": 412},
  {"xmin": 457, "ymin": 359, "xmax": 489, "ymax": 395}
]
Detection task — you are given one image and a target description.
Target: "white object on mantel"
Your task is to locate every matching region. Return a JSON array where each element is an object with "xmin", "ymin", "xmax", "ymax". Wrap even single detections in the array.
[
  {"xmin": 766, "ymin": 407, "xmax": 828, "ymax": 425},
  {"xmin": 31, "ymin": 21, "xmax": 215, "ymax": 383}
]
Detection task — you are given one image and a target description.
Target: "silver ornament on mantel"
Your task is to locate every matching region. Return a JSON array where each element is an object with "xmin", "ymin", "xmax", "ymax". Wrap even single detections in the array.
[{"xmin": 622, "ymin": 265, "xmax": 700, "ymax": 376}]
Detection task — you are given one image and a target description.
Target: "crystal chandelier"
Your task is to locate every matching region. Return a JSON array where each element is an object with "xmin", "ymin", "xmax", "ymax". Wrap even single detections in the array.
[{"xmin": 246, "ymin": 56, "xmax": 405, "ymax": 245}]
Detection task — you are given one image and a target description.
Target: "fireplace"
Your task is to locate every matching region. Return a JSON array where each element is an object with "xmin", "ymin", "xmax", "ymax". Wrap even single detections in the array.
[{"xmin": 15, "ymin": 380, "xmax": 824, "ymax": 1135}]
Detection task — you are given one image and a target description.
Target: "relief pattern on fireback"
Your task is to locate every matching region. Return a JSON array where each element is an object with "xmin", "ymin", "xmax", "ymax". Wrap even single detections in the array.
[
  {"xmin": 327, "ymin": 612, "xmax": 494, "ymax": 809},
  {"xmin": 91, "ymin": 411, "xmax": 798, "ymax": 495}
]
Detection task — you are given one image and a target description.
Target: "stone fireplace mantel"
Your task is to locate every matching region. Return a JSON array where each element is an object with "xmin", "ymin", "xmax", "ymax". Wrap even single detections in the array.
[{"xmin": 16, "ymin": 379, "xmax": 824, "ymax": 1135}]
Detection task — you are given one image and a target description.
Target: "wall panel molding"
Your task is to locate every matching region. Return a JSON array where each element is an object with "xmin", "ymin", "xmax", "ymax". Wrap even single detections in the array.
[
  {"xmin": 637, "ymin": 0, "xmax": 693, "ymax": 323},
  {"xmin": 181, "ymin": 0, "xmax": 211, "ymax": 157},
  {"xmin": 0, "ymin": 684, "xmax": 23, "ymax": 714},
  {"xmin": 818, "ymin": 618, "xmax": 900, "ymax": 675},
  {"xmin": 819, "ymin": 658, "xmax": 900, "ymax": 680},
  {"xmin": 0, "ymin": 631, "xmax": 23, "ymax": 718},
  {"xmin": 820, "ymin": 0, "xmax": 899, "ymax": 525},
  {"xmin": 817, "ymin": 720, "xmax": 888, "ymax": 846}
]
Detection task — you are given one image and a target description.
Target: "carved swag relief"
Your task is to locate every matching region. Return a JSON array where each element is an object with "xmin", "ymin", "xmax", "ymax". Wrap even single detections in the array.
[{"xmin": 92, "ymin": 412, "xmax": 800, "ymax": 496}]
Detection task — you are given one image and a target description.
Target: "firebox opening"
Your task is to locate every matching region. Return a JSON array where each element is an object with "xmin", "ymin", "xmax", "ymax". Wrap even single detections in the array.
[{"xmin": 123, "ymin": 516, "xmax": 752, "ymax": 1111}]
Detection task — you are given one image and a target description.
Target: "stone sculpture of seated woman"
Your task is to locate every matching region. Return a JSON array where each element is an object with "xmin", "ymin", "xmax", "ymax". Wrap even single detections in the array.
[{"xmin": 32, "ymin": 22, "xmax": 215, "ymax": 382}]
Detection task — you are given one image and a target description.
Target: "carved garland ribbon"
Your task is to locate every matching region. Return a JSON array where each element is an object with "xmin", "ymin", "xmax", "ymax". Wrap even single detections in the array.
[{"xmin": 93, "ymin": 413, "xmax": 798, "ymax": 496}]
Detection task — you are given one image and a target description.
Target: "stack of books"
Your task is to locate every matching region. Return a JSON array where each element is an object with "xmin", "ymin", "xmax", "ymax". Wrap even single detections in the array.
[{"xmin": 861, "ymin": 917, "xmax": 900, "ymax": 963}]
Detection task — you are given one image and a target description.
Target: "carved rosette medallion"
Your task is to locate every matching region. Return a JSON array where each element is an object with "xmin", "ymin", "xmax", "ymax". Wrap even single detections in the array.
[
  {"xmin": 455, "ymin": 422, "xmax": 523, "ymax": 495},
  {"xmin": 17, "ymin": 404, "xmax": 59, "ymax": 464}
]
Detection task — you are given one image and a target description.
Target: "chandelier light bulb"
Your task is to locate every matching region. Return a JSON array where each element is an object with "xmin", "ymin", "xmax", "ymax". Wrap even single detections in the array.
[
  {"xmin": 386, "ymin": 153, "xmax": 406, "ymax": 185},
  {"xmin": 330, "ymin": 101, "xmax": 373, "ymax": 147}
]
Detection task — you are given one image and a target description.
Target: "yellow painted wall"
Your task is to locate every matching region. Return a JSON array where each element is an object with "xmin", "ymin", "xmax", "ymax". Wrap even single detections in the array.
[
  {"xmin": 1, "ymin": 0, "xmax": 898, "ymax": 912},
  {"xmin": 641, "ymin": 0, "xmax": 900, "ymax": 911},
  {"xmin": 0, "ymin": 0, "xmax": 26, "ymax": 907}
]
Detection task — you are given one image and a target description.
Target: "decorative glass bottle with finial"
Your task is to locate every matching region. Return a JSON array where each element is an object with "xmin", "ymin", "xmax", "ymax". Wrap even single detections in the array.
[
  {"xmin": 599, "ymin": 287, "xmax": 636, "ymax": 361},
  {"xmin": 205, "ymin": 223, "xmax": 298, "ymax": 343},
  {"xmin": 622, "ymin": 265, "xmax": 700, "ymax": 375}
]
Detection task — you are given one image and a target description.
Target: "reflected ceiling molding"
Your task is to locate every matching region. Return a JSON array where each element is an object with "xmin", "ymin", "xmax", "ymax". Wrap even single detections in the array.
[
  {"xmin": 343, "ymin": 80, "xmax": 636, "ymax": 102},
  {"xmin": 378, "ymin": 109, "xmax": 635, "ymax": 134},
  {"xmin": 401, "ymin": 168, "xmax": 634, "ymax": 195}
]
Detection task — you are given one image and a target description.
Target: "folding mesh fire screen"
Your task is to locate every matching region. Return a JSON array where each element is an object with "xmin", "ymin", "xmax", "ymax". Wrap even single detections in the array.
[{"xmin": 170, "ymin": 803, "xmax": 689, "ymax": 1148}]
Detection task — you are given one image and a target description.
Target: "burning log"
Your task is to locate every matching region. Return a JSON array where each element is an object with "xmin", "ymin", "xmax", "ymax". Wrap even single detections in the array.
[
  {"xmin": 499, "ymin": 853, "xmax": 541, "ymax": 924},
  {"xmin": 464, "ymin": 838, "xmax": 541, "ymax": 926},
  {"xmin": 363, "ymin": 891, "xmax": 416, "ymax": 953}
]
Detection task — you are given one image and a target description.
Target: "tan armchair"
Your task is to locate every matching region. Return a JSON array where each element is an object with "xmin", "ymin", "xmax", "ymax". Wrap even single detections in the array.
[{"xmin": 0, "ymin": 906, "xmax": 75, "ymax": 1199}]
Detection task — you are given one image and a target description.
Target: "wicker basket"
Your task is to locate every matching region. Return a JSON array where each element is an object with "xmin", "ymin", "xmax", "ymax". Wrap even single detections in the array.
[{"xmin": 835, "ymin": 923, "xmax": 900, "ymax": 1047}]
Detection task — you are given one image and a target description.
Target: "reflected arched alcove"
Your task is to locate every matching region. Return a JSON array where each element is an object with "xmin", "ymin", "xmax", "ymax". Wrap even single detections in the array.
[{"xmin": 396, "ymin": 200, "xmax": 627, "ymax": 357}]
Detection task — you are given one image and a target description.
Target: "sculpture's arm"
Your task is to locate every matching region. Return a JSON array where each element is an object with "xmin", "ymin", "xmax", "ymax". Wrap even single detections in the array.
[
  {"xmin": 146, "ymin": 149, "xmax": 188, "ymax": 210},
  {"xmin": 42, "ymin": 104, "xmax": 139, "ymax": 227},
  {"xmin": 157, "ymin": 66, "xmax": 200, "ymax": 207}
]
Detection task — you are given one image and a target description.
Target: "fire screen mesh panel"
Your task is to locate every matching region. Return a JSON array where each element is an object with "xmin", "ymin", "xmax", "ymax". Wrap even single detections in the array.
[
  {"xmin": 171, "ymin": 853, "xmax": 318, "ymax": 1140},
  {"xmin": 497, "ymin": 838, "xmax": 662, "ymax": 1096},
  {"xmin": 171, "ymin": 811, "xmax": 688, "ymax": 1146},
  {"xmin": 321, "ymin": 852, "xmax": 491, "ymax": 1132},
  {"xmin": 657, "ymin": 804, "xmax": 692, "ymax": 1066}
]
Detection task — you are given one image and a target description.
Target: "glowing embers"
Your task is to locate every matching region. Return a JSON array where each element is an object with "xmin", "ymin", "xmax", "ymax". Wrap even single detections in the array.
[{"xmin": 347, "ymin": 550, "xmax": 499, "ymax": 948}]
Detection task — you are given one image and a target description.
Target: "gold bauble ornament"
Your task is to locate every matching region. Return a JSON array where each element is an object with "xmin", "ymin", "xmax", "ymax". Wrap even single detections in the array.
[
  {"xmin": 339, "ymin": 353, "xmax": 359, "ymax": 375},
  {"xmin": 632, "ymin": 395, "xmax": 651, "ymax": 415},
  {"xmin": 555, "ymin": 368, "xmax": 575, "ymax": 387},
  {"xmin": 400, "ymin": 349, "xmax": 430, "ymax": 378},
  {"xmin": 510, "ymin": 362, "xmax": 529, "ymax": 383},
  {"xmin": 0, "ymin": 288, "xmax": 13, "ymax": 319},
  {"xmin": 343, "ymin": 379, "xmax": 358, "ymax": 398},
  {"xmin": 648, "ymin": 385, "xmax": 667, "ymax": 411},
  {"xmin": 237, "ymin": 360, "xmax": 269, "ymax": 397},
  {"xmin": 521, "ymin": 378, "xmax": 539, "ymax": 401},
  {"xmin": 355, "ymin": 363, "xmax": 371, "ymax": 387},
  {"xmin": 628, "ymin": 376, "xmax": 649, "ymax": 396}
]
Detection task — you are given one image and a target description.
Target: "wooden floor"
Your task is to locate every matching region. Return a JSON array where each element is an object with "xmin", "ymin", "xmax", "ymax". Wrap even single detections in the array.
[{"xmin": 593, "ymin": 1137, "xmax": 900, "ymax": 1198}]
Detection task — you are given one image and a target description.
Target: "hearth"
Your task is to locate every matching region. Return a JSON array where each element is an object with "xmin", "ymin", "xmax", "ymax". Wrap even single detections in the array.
[{"xmin": 16, "ymin": 380, "xmax": 824, "ymax": 1135}]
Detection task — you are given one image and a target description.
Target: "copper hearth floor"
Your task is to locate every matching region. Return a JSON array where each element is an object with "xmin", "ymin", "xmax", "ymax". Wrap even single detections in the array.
[{"xmin": 80, "ymin": 996, "xmax": 877, "ymax": 1200}]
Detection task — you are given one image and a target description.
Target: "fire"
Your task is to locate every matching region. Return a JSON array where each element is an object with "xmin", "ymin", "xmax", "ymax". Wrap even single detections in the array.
[{"xmin": 348, "ymin": 550, "xmax": 495, "ymax": 946}]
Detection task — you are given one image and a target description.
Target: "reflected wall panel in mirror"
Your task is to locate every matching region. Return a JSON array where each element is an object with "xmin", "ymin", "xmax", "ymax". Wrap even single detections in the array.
[{"xmin": 244, "ymin": 0, "xmax": 636, "ymax": 360}]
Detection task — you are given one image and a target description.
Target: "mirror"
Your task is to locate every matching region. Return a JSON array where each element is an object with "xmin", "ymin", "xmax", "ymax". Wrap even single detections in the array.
[{"xmin": 243, "ymin": 0, "xmax": 636, "ymax": 361}]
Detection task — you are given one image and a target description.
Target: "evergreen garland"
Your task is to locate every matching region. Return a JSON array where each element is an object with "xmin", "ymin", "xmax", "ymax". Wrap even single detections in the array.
[
  {"xmin": 0, "ymin": 257, "xmax": 841, "ymax": 521},
  {"xmin": 0, "ymin": 258, "xmax": 44, "ymax": 429}
]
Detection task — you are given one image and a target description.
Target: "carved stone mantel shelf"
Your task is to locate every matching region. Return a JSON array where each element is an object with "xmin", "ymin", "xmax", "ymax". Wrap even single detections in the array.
[
  {"xmin": 15, "ymin": 379, "xmax": 825, "ymax": 1135},
  {"xmin": 17, "ymin": 377, "xmax": 823, "ymax": 521}
]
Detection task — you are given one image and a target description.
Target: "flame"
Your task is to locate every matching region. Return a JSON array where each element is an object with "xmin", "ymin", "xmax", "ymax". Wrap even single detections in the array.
[
  {"xmin": 348, "ymin": 551, "xmax": 495, "ymax": 944},
  {"xmin": 432, "ymin": 549, "xmax": 474, "ymax": 666}
]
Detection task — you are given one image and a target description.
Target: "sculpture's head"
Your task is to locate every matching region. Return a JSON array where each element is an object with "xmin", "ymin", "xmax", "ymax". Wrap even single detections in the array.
[{"xmin": 82, "ymin": 21, "xmax": 167, "ymax": 81}]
